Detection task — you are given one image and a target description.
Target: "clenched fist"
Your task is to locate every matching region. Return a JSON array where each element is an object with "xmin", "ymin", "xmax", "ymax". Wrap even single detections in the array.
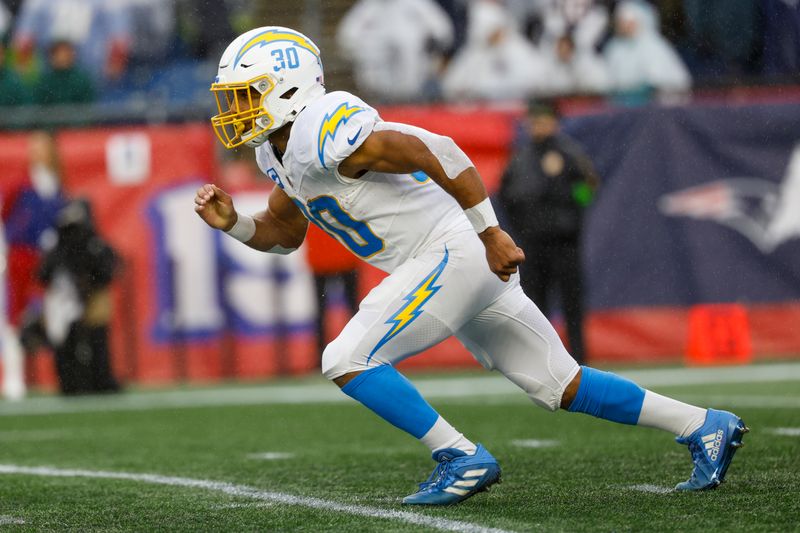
[
  {"xmin": 479, "ymin": 226, "xmax": 525, "ymax": 282},
  {"xmin": 194, "ymin": 184, "xmax": 237, "ymax": 231}
]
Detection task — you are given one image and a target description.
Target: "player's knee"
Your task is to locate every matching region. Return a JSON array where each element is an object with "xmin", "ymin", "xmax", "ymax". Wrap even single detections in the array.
[
  {"xmin": 321, "ymin": 336, "xmax": 357, "ymax": 381},
  {"xmin": 500, "ymin": 356, "xmax": 579, "ymax": 412},
  {"xmin": 503, "ymin": 372, "xmax": 562, "ymax": 411}
]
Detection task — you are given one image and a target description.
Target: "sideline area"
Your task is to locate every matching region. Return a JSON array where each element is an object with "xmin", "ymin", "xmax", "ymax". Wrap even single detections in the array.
[{"xmin": 2, "ymin": 362, "xmax": 799, "ymax": 417}]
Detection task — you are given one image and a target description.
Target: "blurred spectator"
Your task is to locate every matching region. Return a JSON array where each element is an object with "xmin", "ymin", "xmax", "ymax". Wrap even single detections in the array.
[
  {"xmin": 603, "ymin": 0, "xmax": 691, "ymax": 103},
  {"xmin": 538, "ymin": 32, "xmax": 611, "ymax": 95},
  {"xmin": 535, "ymin": 0, "xmax": 610, "ymax": 51},
  {"xmin": 442, "ymin": 0, "xmax": 547, "ymax": 101},
  {"xmin": 0, "ymin": 36, "xmax": 29, "ymax": 106},
  {"xmin": 498, "ymin": 100, "xmax": 599, "ymax": 364},
  {"xmin": 761, "ymin": 0, "xmax": 800, "ymax": 80},
  {"xmin": 122, "ymin": 0, "xmax": 176, "ymax": 68},
  {"xmin": 0, "ymin": 217, "xmax": 18, "ymax": 400},
  {"xmin": 0, "ymin": 1, "xmax": 9, "ymax": 36},
  {"xmin": 175, "ymin": 0, "xmax": 238, "ymax": 61},
  {"xmin": 1, "ymin": 131, "xmax": 68, "ymax": 401},
  {"xmin": 681, "ymin": 0, "xmax": 762, "ymax": 83},
  {"xmin": 432, "ymin": 0, "xmax": 468, "ymax": 58},
  {"xmin": 304, "ymin": 226, "xmax": 360, "ymax": 358},
  {"xmin": 338, "ymin": 0, "xmax": 454, "ymax": 101},
  {"xmin": 33, "ymin": 40, "xmax": 95, "ymax": 105},
  {"xmin": 12, "ymin": 0, "xmax": 131, "ymax": 83},
  {"xmin": 39, "ymin": 199, "xmax": 120, "ymax": 395}
]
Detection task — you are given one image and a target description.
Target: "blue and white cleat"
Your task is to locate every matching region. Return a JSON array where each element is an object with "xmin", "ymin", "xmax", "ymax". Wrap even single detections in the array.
[
  {"xmin": 402, "ymin": 444, "xmax": 501, "ymax": 505},
  {"xmin": 675, "ymin": 408, "xmax": 749, "ymax": 491}
]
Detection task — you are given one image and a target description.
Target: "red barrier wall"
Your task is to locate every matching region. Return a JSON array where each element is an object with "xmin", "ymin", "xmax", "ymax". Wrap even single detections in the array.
[{"xmin": 2, "ymin": 105, "xmax": 798, "ymax": 390}]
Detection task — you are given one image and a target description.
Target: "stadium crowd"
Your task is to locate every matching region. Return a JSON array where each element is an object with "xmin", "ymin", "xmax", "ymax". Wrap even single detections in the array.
[
  {"xmin": 0, "ymin": 0, "xmax": 798, "ymax": 111},
  {"xmin": 0, "ymin": 0, "xmax": 251, "ymax": 109},
  {"xmin": 339, "ymin": 0, "xmax": 800, "ymax": 104}
]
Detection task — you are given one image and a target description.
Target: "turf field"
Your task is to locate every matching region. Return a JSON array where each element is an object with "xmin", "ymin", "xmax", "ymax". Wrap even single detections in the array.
[{"xmin": 1, "ymin": 363, "xmax": 798, "ymax": 532}]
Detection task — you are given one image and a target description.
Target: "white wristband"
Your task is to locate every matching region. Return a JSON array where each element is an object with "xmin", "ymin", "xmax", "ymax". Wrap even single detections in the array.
[
  {"xmin": 225, "ymin": 212, "xmax": 256, "ymax": 243},
  {"xmin": 464, "ymin": 198, "xmax": 499, "ymax": 234}
]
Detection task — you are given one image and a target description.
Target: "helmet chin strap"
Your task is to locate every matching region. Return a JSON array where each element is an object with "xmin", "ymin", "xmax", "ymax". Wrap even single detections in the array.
[{"xmin": 244, "ymin": 131, "xmax": 270, "ymax": 147}]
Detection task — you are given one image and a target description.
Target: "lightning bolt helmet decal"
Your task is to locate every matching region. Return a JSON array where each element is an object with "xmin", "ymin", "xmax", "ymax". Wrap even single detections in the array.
[{"xmin": 233, "ymin": 28, "xmax": 320, "ymax": 69}]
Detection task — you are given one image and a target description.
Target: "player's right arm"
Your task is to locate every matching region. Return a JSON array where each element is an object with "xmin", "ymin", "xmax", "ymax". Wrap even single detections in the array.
[{"xmin": 194, "ymin": 183, "xmax": 308, "ymax": 253}]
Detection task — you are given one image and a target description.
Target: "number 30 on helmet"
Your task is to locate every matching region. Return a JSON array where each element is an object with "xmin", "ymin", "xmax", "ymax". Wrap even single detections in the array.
[{"xmin": 210, "ymin": 26, "xmax": 326, "ymax": 149}]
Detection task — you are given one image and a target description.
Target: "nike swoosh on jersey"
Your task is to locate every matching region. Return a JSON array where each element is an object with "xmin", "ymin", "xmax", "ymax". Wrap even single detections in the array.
[{"xmin": 347, "ymin": 126, "xmax": 363, "ymax": 146}]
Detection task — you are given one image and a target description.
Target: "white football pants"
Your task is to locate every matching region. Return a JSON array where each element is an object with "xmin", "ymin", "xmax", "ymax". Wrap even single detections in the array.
[{"xmin": 322, "ymin": 230, "xmax": 579, "ymax": 411}]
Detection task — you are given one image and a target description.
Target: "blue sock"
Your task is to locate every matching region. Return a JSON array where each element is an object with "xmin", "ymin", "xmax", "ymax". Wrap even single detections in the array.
[
  {"xmin": 341, "ymin": 365, "xmax": 439, "ymax": 439},
  {"xmin": 568, "ymin": 366, "xmax": 645, "ymax": 425}
]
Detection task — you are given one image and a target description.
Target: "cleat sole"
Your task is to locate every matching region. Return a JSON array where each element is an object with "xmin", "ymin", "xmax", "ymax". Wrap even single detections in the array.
[{"xmin": 717, "ymin": 418, "xmax": 748, "ymax": 484}]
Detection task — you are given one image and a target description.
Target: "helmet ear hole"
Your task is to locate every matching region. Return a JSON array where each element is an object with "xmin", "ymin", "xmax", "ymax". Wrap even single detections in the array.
[{"xmin": 279, "ymin": 87, "xmax": 298, "ymax": 100}]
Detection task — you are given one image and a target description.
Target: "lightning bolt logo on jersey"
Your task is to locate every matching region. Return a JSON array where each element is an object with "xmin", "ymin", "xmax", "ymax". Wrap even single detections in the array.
[
  {"xmin": 317, "ymin": 103, "xmax": 364, "ymax": 168},
  {"xmin": 368, "ymin": 247, "xmax": 449, "ymax": 360}
]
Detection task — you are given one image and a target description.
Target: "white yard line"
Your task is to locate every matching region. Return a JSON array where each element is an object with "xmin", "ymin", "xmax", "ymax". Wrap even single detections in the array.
[
  {"xmin": 510, "ymin": 439, "xmax": 559, "ymax": 449},
  {"xmin": 0, "ymin": 464, "xmax": 513, "ymax": 533},
  {"xmin": 674, "ymin": 395, "xmax": 800, "ymax": 409},
  {"xmin": 0, "ymin": 516, "xmax": 25, "ymax": 525},
  {"xmin": 627, "ymin": 484, "xmax": 674, "ymax": 495},
  {"xmin": 768, "ymin": 427, "xmax": 800, "ymax": 437},
  {"xmin": 2, "ymin": 362, "xmax": 799, "ymax": 417},
  {"xmin": 246, "ymin": 452, "xmax": 295, "ymax": 460}
]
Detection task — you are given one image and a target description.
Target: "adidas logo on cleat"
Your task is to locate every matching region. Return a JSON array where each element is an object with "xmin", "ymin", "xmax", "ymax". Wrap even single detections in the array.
[
  {"xmin": 443, "ymin": 468, "xmax": 488, "ymax": 496},
  {"xmin": 701, "ymin": 430, "xmax": 724, "ymax": 461}
]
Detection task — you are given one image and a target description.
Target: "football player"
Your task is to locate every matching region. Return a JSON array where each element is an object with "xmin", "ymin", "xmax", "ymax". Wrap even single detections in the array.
[{"xmin": 195, "ymin": 27, "xmax": 747, "ymax": 504}]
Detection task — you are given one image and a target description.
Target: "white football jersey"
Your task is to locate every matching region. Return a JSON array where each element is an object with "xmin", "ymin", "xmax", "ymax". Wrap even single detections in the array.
[{"xmin": 255, "ymin": 91, "xmax": 471, "ymax": 272}]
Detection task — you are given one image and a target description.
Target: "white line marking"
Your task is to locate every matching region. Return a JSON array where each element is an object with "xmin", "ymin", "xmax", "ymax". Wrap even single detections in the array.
[
  {"xmin": 0, "ymin": 515, "xmax": 25, "ymax": 525},
  {"xmin": 510, "ymin": 439, "xmax": 559, "ymax": 449},
  {"xmin": 0, "ymin": 464, "xmax": 514, "ymax": 533},
  {"xmin": 674, "ymin": 395, "xmax": 800, "ymax": 409},
  {"xmin": 2, "ymin": 363, "xmax": 799, "ymax": 417},
  {"xmin": 768, "ymin": 427, "xmax": 800, "ymax": 437},
  {"xmin": 627, "ymin": 484, "xmax": 674, "ymax": 495},
  {"xmin": 246, "ymin": 452, "xmax": 295, "ymax": 460},
  {"xmin": 619, "ymin": 363, "xmax": 800, "ymax": 387}
]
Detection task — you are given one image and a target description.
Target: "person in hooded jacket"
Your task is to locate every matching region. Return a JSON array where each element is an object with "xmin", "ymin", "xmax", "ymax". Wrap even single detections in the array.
[
  {"xmin": 442, "ymin": 0, "xmax": 548, "ymax": 101},
  {"xmin": 603, "ymin": 0, "xmax": 691, "ymax": 104}
]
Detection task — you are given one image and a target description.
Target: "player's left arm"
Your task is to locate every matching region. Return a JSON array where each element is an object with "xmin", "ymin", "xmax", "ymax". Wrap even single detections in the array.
[{"xmin": 339, "ymin": 126, "xmax": 524, "ymax": 281}]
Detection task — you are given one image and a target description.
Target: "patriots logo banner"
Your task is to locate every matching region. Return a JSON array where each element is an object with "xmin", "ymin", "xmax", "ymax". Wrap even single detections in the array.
[{"xmin": 564, "ymin": 103, "xmax": 800, "ymax": 310}]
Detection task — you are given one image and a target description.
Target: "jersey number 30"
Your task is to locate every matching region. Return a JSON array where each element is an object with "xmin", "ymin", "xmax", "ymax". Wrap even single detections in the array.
[{"xmin": 296, "ymin": 196, "xmax": 384, "ymax": 258}]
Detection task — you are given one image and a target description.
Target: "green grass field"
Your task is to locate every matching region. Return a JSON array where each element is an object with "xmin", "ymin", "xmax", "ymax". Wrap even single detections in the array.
[{"xmin": 1, "ymin": 363, "xmax": 799, "ymax": 532}]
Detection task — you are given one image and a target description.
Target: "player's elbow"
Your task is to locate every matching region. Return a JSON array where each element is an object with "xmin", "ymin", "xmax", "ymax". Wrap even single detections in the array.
[{"xmin": 266, "ymin": 244, "xmax": 298, "ymax": 255}]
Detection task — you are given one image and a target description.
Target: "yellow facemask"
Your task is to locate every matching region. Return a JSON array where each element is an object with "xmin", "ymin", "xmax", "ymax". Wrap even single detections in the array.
[{"xmin": 210, "ymin": 75, "xmax": 275, "ymax": 149}]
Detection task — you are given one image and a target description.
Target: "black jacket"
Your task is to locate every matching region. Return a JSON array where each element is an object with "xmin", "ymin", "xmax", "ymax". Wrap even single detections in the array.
[{"xmin": 499, "ymin": 133, "xmax": 598, "ymax": 242}]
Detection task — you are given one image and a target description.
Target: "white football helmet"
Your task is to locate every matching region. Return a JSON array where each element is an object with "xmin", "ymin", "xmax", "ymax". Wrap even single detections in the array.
[{"xmin": 210, "ymin": 26, "xmax": 326, "ymax": 148}]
